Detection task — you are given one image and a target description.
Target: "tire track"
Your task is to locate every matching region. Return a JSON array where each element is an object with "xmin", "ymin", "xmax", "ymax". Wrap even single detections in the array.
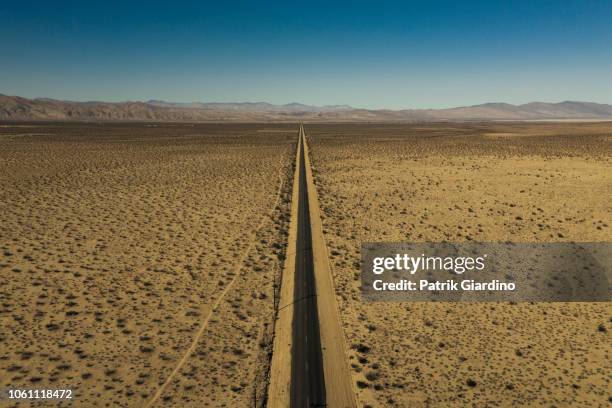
[{"xmin": 145, "ymin": 146, "xmax": 290, "ymax": 407}]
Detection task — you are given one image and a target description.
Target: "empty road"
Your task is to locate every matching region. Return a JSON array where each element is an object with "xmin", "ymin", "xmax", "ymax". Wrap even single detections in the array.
[{"xmin": 291, "ymin": 124, "xmax": 326, "ymax": 407}]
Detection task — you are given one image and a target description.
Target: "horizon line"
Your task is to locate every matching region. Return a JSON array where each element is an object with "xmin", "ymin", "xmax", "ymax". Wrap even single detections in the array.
[{"xmin": 2, "ymin": 93, "xmax": 611, "ymax": 112}]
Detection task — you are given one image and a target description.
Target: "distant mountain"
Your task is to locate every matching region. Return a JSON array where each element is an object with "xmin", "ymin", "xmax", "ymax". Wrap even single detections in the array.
[
  {"xmin": 1, "ymin": 94, "xmax": 611, "ymax": 122},
  {"xmin": 145, "ymin": 100, "xmax": 353, "ymax": 112},
  {"xmin": 428, "ymin": 101, "xmax": 612, "ymax": 120}
]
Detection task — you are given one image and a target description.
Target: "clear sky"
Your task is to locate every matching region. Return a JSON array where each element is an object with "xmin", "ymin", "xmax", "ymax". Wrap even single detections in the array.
[{"xmin": 1, "ymin": 1, "xmax": 611, "ymax": 109}]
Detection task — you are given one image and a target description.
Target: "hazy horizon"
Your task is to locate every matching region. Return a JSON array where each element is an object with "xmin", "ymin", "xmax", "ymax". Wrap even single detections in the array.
[
  {"xmin": 1, "ymin": 1, "xmax": 611, "ymax": 109},
  {"xmin": 4, "ymin": 93, "xmax": 612, "ymax": 111}
]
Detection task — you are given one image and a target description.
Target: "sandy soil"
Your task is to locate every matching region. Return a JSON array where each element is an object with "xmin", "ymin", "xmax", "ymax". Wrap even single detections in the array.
[
  {"xmin": 307, "ymin": 122, "xmax": 611, "ymax": 407},
  {"xmin": 0, "ymin": 123, "xmax": 295, "ymax": 407}
]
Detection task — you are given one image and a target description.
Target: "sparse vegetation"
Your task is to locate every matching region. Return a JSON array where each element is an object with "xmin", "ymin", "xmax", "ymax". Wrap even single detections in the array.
[
  {"xmin": 309, "ymin": 122, "xmax": 611, "ymax": 407},
  {"xmin": 0, "ymin": 122, "xmax": 294, "ymax": 407}
]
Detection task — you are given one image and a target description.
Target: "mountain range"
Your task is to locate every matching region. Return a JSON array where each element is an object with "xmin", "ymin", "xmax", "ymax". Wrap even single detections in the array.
[{"xmin": 1, "ymin": 94, "xmax": 612, "ymax": 122}]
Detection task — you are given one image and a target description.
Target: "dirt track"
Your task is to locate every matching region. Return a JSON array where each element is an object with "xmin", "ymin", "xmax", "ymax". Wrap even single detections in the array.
[{"xmin": 0, "ymin": 123, "xmax": 295, "ymax": 407}]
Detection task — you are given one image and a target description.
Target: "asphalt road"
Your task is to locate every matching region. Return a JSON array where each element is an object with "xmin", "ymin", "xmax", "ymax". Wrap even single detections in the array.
[{"xmin": 290, "ymin": 125, "xmax": 326, "ymax": 407}]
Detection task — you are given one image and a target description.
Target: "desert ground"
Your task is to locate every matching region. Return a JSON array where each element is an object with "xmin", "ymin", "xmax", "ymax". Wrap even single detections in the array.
[
  {"xmin": 0, "ymin": 123, "xmax": 295, "ymax": 407},
  {"xmin": 1, "ymin": 121, "xmax": 610, "ymax": 408},
  {"xmin": 307, "ymin": 122, "xmax": 611, "ymax": 407}
]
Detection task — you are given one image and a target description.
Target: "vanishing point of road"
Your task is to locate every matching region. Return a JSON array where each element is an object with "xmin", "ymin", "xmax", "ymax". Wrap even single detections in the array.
[
  {"xmin": 269, "ymin": 124, "xmax": 356, "ymax": 408},
  {"xmin": 291, "ymin": 124, "xmax": 326, "ymax": 407}
]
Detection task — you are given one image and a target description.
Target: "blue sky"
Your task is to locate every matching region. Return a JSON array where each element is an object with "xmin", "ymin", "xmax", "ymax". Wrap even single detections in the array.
[{"xmin": 1, "ymin": 1, "xmax": 611, "ymax": 109}]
